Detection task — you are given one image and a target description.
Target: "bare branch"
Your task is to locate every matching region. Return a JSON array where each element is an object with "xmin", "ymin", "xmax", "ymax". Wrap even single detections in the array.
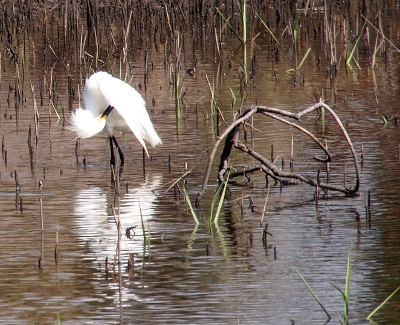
[{"xmin": 197, "ymin": 100, "xmax": 360, "ymax": 202}]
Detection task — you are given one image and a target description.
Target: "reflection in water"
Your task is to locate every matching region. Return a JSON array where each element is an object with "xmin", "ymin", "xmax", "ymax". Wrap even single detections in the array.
[
  {"xmin": 73, "ymin": 173, "xmax": 162, "ymax": 267},
  {"xmin": 1, "ymin": 2, "xmax": 400, "ymax": 324}
]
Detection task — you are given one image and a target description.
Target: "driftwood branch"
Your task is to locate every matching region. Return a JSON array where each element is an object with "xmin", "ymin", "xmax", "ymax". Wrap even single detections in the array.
[
  {"xmin": 260, "ymin": 112, "xmax": 331, "ymax": 162},
  {"xmin": 197, "ymin": 99, "xmax": 360, "ymax": 202}
]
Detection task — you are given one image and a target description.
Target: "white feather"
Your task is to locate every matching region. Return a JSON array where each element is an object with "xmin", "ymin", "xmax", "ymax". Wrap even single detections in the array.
[
  {"xmin": 69, "ymin": 108, "xmax": 106, "ymax": 139},
  {"xmin": 70, "ymin": 71, "xmax": 162, "ymax": 156}
]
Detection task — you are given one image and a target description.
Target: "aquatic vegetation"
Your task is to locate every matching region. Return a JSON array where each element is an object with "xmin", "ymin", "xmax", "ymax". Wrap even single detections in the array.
[
  {"xmin": 0, "ymin": 1, "xmax": 399, "ymax": 324},
  {"xmin": 297, "ymin": 246, "xmax": 400, "ymax": 324},
  {"xmin": 183, "ymin": 180, "xmax": 199, "ymax": 225}
]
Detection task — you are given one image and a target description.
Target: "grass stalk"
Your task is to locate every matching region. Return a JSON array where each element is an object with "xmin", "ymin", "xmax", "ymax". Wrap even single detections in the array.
[
  {"xmin": 295, "ymin": 267, "xmax": 331, "ymax": 320},
  {"xmin": 51, "ymin": 101, "xmax": 61, "ymax": 121},
  {"xmin": 361, "ymin": 14, "xmax": 400, "ymax": 53},
  {"xmin": 332, "ymin": 246, "xmax": 351, "ymax": 325},
  {"xmin": 345, "ymin": 21, "xmax": 366, "ymax": 69},
  {"xmin": 229, "ymin": 86, "xmax": 236, "ymax": 103},
  {"xmin": 209, "ymin": 180, "xmax": 224, "ymax": 224},
  {"xmin": 372, "ymin": 36, "xmax": 385, "ymax": 69},
  {"xmin": 205, "ymin": 74, "xmax": 217, "ymax": 139},
  {"xmin": 183, "ymin": 180, "xmax": 199, "ymax": 225},
  {"xmin": 260, "ymin": 183, "xmax": 271, "ymax": 224},
  {"xmin": 367, "ymin": 285, "xmax": 400, "ymax": 320},
  {"xmin": 286, "ymin": 46, "xmax": 312, "ymax": 74},
  {"xmin": 296, "ymin": 47, "xmax": 312, "ymax": 71},
  {"xmin": 174, "ymin": 30, "xmax": 182, "ymax": 121},
  {"xmin": 214, "ymin": 6, "xmax": 242, "ymax": 43},
  {"xmin": 56, "ymin": 312, "xmax": 62, "ymax": 325},
  {"xmin": 213, "ymin": 172, "xmax": 230, "ymax": 224},
  {"xmin": 256, "ymin": 13, "xmax": 290, "ymax": 62},
  {"xmin": 174, "ymin": 64, "xmax": 181, "ymax": 119}
]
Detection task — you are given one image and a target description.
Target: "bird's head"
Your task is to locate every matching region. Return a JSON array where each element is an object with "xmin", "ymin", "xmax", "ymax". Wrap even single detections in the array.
[{"xmin": 69, "ymin": 108, "xmax": 106, "ymax": 139}]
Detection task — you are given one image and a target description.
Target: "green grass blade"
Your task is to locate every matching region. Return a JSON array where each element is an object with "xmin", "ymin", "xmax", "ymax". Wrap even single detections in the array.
[
  {"xmin": 332, "ymin": 283, "xmax": 347, "ymax": 323},
  {"xmin": 56, "ymin": 313, "xmax": 62, "ymax": 325},
  {"xmin": 346, "ymin": 21, "xmax": 366, "ymax": 68},
  {"xmin": 187, "ymin": 224, "xmax": 199, "ymax": 250},
  {"xmin": 209, "ymin": 181, "xmax": 224, "ymax": 224},
  {"xmin": 382, "ymin": 114, "xmax": 389, "ymax": 126},
  {"xmin": 51, "ymin": 101, "xmax": 61, "ymax": 121},
  {"xmin": 256, "ymin": 13, "xmax": 290, "ymax": 62},
  {"xmin": 331, "ymin": 246, "xmax": 351, "ymax": 325},
  {"xmin": 213, "ymin": 172, "xmax": 230, "ymax": 224},
  {"xmin": 215, "ymin": 6, "xmax": 242, "ymax": 43},
  {"xmin": 229, "ymin": 87, "xmax": 236, "ymax": 103},
  {"xmin": 352, "ymin": 57, "xmax": 362, "ymax": 70},
  {"xmin": 297, "ymin": 47, "xmax": 312, "ymax": 70},
  {"xmin": 295, "ymin": 267, "xmax": 331, "ymax": 319},
  {"xmin": 332, "ymin": 283, "xmax": 346, "ymax": 300},
  {"xmin": 256, "ymin": 13, "xmax": 281, "ymax": 46},
  {"xmin": 345, "ymin": 36, "xmax": 360, "ymax": 67},
  {"xmin": 367, "ymin": 285, "xmax": 400, "ymax": 320},
  {"xmin": 183, "ymin": 180, "xmax": 199, "ymax": 225}
]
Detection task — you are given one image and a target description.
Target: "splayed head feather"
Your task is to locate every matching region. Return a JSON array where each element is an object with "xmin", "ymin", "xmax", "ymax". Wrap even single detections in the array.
[{"xmin": 69, "ymin": 108, "xmax": 106, "ymax": 139}]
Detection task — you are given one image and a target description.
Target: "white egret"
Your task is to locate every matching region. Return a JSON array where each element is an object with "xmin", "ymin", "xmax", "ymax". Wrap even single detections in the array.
[{"xmin": 70, "ymin": 71, "xmax": 162, "ymax": 165}]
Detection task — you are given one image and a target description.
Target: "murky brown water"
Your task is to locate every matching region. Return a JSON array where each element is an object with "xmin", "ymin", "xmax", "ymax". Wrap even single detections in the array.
[{"xmin": 1, "ymin": 2, "xmax": 400, "ymax": 324}]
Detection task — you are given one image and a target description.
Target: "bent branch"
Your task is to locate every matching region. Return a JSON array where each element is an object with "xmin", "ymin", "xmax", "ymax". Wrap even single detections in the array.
[{"xmin": 197, "ymin": 99, "xmax": 360, "ymax": 202}]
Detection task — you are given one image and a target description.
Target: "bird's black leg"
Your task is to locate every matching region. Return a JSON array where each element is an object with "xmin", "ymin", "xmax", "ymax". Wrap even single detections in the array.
[
  {"xmin": 109, "ymin": 136, "xmax": 116, "ymax": 166},
  {"xmin": 111, "ymin": 135, "xmax": 125, "ymax": 165}
]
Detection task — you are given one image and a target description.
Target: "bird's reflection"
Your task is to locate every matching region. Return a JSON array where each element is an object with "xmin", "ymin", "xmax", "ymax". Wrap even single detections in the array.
[{"xmin": 73, "ymin": 173, "xmax": 162, "ymax": 267}]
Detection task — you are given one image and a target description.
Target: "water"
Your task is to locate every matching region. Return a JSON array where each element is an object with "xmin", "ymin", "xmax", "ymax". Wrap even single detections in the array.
[{"xmin": 0, "ymin": 2, "xmax": 400, "ymax": 324}]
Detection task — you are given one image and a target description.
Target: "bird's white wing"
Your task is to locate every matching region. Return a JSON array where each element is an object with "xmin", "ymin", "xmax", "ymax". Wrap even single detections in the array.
[{"xmin": 97, "ymin": 73, "xmax": 162, "ymax": 155}]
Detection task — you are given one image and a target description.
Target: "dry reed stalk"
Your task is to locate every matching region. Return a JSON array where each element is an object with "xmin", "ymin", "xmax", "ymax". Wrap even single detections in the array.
[
  {"xmin": 30, "ymin": 81, "xmax": 39, "ymax": 145},
  {"xmin": 270, "ymin": 144, "xmax": 274, "ymax": 162},
  {"xmin": 214, "ymin": 27, "xmax": 221, "ymax": 59},
  {"xmin": 14, "ymin": 170, "xmax": 20, "ymax": 194},
  {"xmin": 40, "ymin": 195, "xmax": 44, "ymax": 232},
  {"xmin": 122, "ymin": 11, "xmax": 133, "ymax": 64},
  {"xmin": 54, "ymin": 226, "xmax": 59, "ymax": 261},
  {"xmin": 112, "ymin": 205, "xmax": 121, "ymax": 267},
  {"xmin": 1, "ymin": 135, "xmax": 5, "ymax": 164},
  {"xmin": 290, "ymin": 134, "xmax": 294, "ymax": 169},
  {"xmin": 260, "ymin": 183, "xmax": 271, "ymax": 224}
]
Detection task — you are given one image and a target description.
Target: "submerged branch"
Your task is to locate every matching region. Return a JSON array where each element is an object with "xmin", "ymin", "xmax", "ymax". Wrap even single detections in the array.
[
  {"xmin": 236, "ymin": 142, "xmax": 356, "ymax": 194},
  {"xmin": 261, "ymin": 111, "xmax": 331, "ymax": 162}
]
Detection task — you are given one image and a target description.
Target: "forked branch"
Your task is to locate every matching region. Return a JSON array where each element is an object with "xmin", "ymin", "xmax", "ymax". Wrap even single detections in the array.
[{"xmin": 196, "ymin": 99, "xmax": 360, "ymax": 202}]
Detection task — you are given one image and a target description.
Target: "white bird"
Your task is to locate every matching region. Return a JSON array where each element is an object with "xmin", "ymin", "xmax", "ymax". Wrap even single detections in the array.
[{"xmin": 70, "ymin": 71, "xmax": 162, "ymax": 165}]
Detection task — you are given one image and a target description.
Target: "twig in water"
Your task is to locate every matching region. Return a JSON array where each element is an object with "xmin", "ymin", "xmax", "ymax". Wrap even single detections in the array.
[
  {"xmin": 14, "ymin": 170, "xmax": 20, "ymax": 194},
  {"xmin": 54, "ymin": 226, "xmax": 59, "ymax": 261}
]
